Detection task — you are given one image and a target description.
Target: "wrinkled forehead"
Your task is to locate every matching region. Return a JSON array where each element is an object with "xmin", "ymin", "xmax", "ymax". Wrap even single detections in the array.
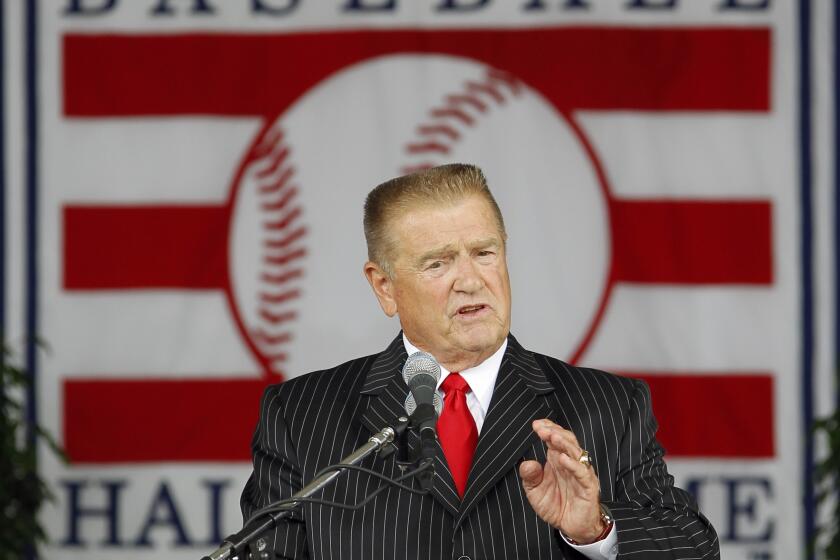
[{"xmin": 382, "ymin": 195, "xmax": 506, "ymax": 265}]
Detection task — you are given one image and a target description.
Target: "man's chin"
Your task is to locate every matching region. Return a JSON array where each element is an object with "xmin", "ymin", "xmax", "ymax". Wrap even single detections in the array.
[{"xmin": 453, "ymin": 330, "xmax": 506, "ymax": 356}]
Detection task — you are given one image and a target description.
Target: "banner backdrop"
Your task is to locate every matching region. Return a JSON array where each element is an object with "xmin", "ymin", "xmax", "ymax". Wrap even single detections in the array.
[{"xmin": 2, "ymin": 1, "xmax": 835, "ymax": 559}]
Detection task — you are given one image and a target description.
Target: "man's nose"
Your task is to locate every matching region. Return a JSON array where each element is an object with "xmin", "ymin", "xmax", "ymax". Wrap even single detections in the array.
[{"xmin": 453, "ymin": 258, "xmax": 483, "ymax": 293}]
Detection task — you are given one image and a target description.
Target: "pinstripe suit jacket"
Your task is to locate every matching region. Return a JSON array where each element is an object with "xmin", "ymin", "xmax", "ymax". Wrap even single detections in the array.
[{"xmin": 241, "ymin": 334, "xmax": 720, "ymax": 559}]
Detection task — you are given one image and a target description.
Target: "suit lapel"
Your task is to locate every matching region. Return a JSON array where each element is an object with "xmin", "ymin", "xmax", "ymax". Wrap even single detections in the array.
[
  {"xmin": 357, "ymin": 335, "xmax": 409, "ymax": 435},
  {"xmin": 456, "ymin": 336, "xmax": 556, "ymax": 527},
  {"xmin": 357, "ymin": 333, "xmax": 461, "ymax": 517}
]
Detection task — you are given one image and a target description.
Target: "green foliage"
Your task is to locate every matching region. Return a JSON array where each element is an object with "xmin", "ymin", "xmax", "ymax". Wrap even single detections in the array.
[
  {"xmin": 815, "ymin": 403, "xmax": 840, "ymax": 559},
  {"xmin": 0, "ymin": 343, "xmax": 65, "ymax": 560}
]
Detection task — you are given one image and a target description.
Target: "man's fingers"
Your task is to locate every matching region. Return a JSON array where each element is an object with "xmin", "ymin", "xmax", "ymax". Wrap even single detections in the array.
[
  {"xmin": 554, "ymin": 434, "xmax": 585, "ymax": 465},
  {"xmin": 535, "ymin": 424, "xmax": 585, "ymax": 463},
  {"xmin": 532, "ymin": 419, "xmax": 582, "ymax": 451},
  {"xmin": 555, "ymin": 450, "xmax": 597, "ymax": 484},
  {"xmin": 530, "ymin": 419, "xmax": 598, "ymax": 488},
  {"xmin": 545, "ymin": 447, "xmax": 590, "ymax": 479}
]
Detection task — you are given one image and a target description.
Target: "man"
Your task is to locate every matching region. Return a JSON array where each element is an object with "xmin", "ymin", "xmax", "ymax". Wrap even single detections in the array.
[{"xmin": 241, "ymin": 164, "xmax": 720, "ymax": 559}]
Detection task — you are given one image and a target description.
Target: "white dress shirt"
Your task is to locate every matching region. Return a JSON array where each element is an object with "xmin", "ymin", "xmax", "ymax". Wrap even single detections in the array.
[
  {"xmin": 402, "ymin": 334, "xmax": 618, "ymax": 560},
  {"xmin": 402, "ymin": 334, "xmax": 503, "ymax": 433}
]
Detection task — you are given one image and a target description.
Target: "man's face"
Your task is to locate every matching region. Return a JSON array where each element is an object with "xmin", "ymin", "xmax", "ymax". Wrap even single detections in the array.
[{"xmin": 366, "ymin": 195, "xmax": 512, "ymax": 369}]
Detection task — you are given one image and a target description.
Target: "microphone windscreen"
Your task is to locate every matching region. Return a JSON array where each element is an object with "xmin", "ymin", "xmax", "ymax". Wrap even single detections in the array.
[
  {"xmin": 404, "ymin": 391, "xmax": 443, "ymax": 416},
  {"xmin": 402, "ymin": 351, "xmax": 443, "ymax": 418},
  {"xmin": 402, "ymin": 351, "xmax": 441, "ymax": 385}
]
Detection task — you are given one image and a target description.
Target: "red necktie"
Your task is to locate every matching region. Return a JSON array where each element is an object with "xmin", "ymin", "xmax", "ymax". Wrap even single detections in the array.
[{"xmin": 437, "ymin": 372, "xmax": 478, "ymax": 498}]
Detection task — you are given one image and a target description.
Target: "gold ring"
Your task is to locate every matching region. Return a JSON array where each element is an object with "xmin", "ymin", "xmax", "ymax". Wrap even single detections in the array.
[{"xmin": 578, "ymin": 449, "xmax": 592, "ymax": 468}]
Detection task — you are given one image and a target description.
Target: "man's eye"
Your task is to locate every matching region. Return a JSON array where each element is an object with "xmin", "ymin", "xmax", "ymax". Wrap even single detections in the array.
[{"xmin": 427, "ymin": 261, "xmax": 443, "ymax": 269}]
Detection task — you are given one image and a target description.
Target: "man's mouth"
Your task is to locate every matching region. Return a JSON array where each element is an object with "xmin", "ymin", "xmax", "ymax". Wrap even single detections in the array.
[{"xmin": 457, "ymin": 304, "xmax": 487, "ymax": 315}]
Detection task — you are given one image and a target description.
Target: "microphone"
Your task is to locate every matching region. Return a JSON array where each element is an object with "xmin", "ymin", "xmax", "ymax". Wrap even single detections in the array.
[{"xmin": 402, "ymin": 351, "xmax": 441, "ymax": 460}]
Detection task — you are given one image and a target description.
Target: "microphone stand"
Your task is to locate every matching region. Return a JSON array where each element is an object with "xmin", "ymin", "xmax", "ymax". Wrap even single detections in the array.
[{"xmin": 202, "ymin": 424, "xmax": 401, "ymax": 560}]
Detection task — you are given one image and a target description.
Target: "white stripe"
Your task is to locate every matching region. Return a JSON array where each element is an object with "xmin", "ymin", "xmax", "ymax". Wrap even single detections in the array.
[
  {"xmin": 584, "ymin": 285, "xmax": 780, "ymax": 371},
  {"xmin": 53, "ymin": 292, "xmax": 257, "ymax": 376},
  {"xmin": 578, "ymin": 113, "xmax": 782, "ymax": 199},
  {"xmin": 51, "ymin": 119, "xmax": 261, "ymax": 201}
]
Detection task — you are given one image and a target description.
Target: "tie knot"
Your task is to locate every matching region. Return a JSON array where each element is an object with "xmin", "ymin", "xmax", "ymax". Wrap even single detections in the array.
[{"xmin": 441, "ymin": 372, "xmax": 470, "ymax": 394}]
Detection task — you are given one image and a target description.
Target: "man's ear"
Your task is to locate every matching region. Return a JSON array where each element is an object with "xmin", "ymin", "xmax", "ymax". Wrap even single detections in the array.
[{"xmin": 364, "ymin": 261, "xmax": 398, "ymax": 317}]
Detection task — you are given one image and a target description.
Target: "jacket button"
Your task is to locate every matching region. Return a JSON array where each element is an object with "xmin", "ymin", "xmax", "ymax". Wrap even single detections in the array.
[{"xmin": 457, "ymin": 556, "xmax": 471, "ymax": 560}]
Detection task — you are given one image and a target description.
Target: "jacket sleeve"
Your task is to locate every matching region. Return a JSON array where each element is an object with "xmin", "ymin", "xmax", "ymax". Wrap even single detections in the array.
[
  {"xmin": 603, "ymin": 378, "xmax": 720, "ymax": 559},
  {"xmin": 240, "ymin": 384, "xmax": 310, "ymax": 559}
]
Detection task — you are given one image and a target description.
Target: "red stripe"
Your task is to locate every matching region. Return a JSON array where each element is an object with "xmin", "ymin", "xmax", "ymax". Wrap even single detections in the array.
[
  {"xmin": 625, "ymin": 372, "xmax": 775, "ymax": 458},
  {"xmin": 63, "ymin": 28, "xmax": 769, "ymax": 116},
  {"xmin": 63, "ymin": 205, "xmax": 228, "ymax": 289},
  {"xmin": 63, "ymin": 373, "xmax": 774, "ymax": 463},
  {"xmin": 63, "ymin": 377, "xmax": 273, "ymax": 463},
  {"xmin": 610, "ymin": 200, "xmax": 773, "ymax": 284}
]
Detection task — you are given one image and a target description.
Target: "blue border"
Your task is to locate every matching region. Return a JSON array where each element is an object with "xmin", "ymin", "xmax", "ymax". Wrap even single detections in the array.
[
  {"xmin": 25, "ymin": 0, "xmax": 38, "ymax": 450},
  {"xmin": 833, "ymin": 0, "xmax": 840, "ymax": 549},
  {"xmin": 834, "ymin": 0, "xmax": 840, "ymax": 424},
  {"xmin": 799, "ymin": 0, "xmax": 816, "ymax": 556},
  {"xmin": 12, "ymin": 3, "xmax": 826, "ymax": 557},
  {"xmin": 0, "ymin": 0, "xmax": 5, "ymax": 345}
]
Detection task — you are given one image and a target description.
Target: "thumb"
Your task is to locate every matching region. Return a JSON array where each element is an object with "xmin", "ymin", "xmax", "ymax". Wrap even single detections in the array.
[{"xmin": 519, "ymin": 460, "xmax": 544, "ymax": 491}]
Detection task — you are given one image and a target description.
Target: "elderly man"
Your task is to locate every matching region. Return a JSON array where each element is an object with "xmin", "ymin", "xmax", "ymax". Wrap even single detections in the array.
[{"xmin": 241, "ymin": 164, "xmax": 720, "ymax": 559}]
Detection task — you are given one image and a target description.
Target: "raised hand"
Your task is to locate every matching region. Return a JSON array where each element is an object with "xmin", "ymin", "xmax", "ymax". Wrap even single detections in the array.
[{"xmin": 518, "ymin": 419, "xmax": 606, "ymax": 544}]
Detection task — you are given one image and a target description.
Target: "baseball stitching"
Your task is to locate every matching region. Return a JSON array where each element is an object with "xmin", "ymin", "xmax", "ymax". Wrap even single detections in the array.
[
  {"xmin": 248, "ymin": 123, "xmax": 307, "ymax": 374},
  {"xmin": 401, "ymin": 68, "xmax": 523, "ymax": 174}
]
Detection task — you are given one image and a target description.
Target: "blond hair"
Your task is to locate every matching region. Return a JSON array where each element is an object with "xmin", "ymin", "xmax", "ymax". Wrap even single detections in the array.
[{"xmin": 363, "ymin": 163, "xmax": 506, "ymax": 276}]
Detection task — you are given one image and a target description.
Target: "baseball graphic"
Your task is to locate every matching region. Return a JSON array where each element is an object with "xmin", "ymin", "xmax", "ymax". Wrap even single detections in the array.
[{"xmin": 228, "ymin": 55, "xmax": 610, "ymax": 379}]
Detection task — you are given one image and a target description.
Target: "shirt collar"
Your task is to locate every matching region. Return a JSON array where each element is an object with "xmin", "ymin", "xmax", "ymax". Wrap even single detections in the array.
[{"xmin": 401, "ymin": 334, "xmax": 507, "ymax": 418}]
